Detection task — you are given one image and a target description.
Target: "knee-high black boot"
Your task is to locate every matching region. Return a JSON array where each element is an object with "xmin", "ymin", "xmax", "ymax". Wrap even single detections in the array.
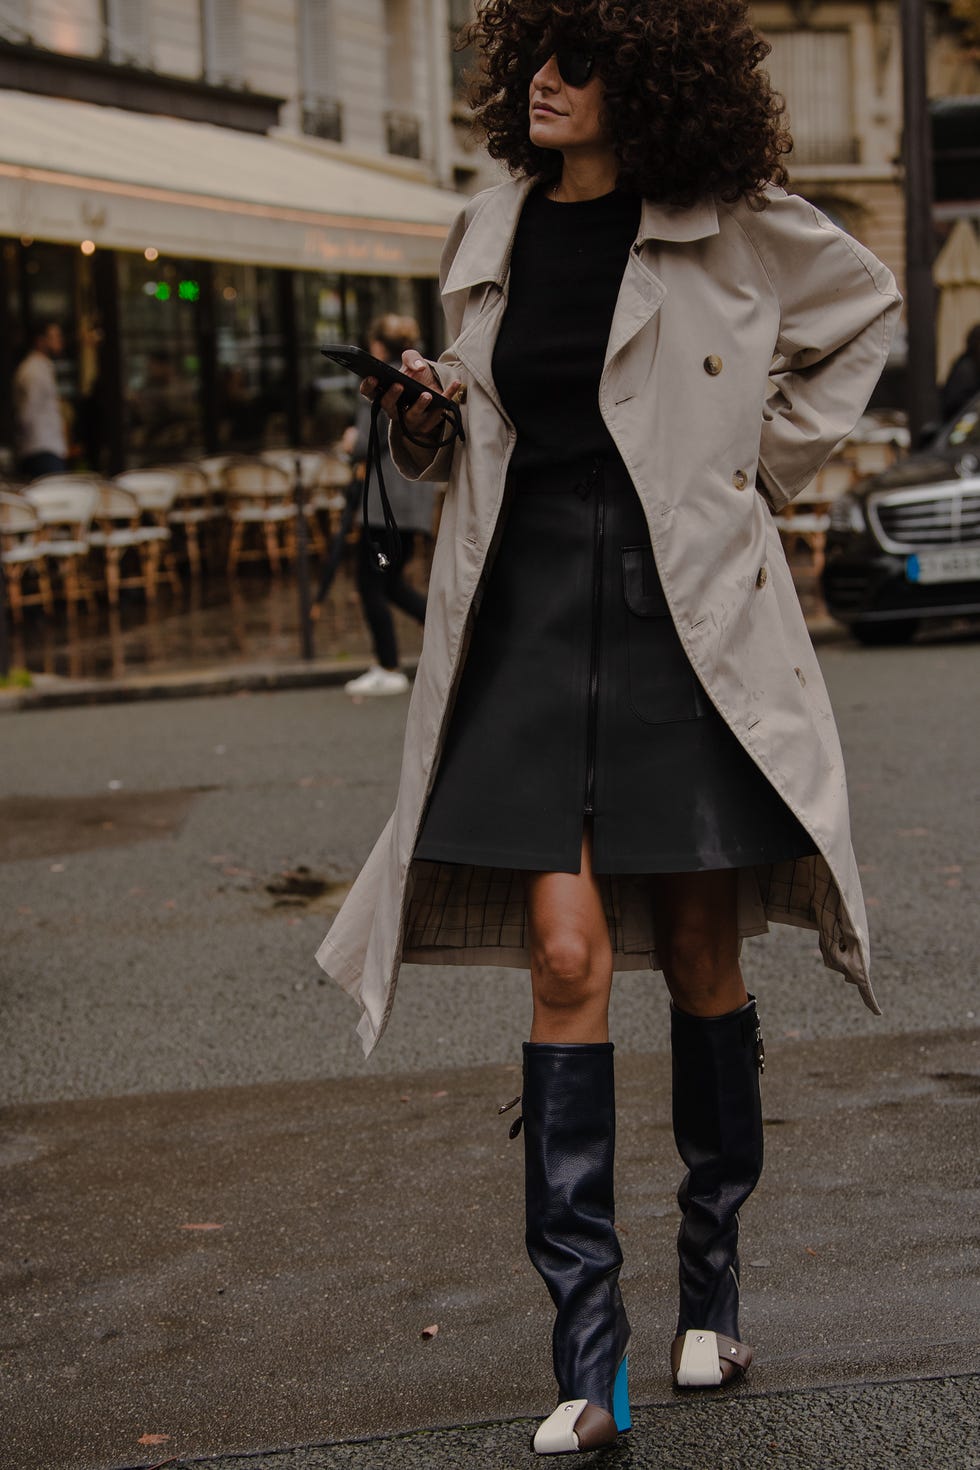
[
  {"xmin": 669, "ymin": 995, "xmax": 765, "ymax": 1388},
  {"xmin": 520, "ymin": 1041, "xmax": 632, "ymax": 1454}
]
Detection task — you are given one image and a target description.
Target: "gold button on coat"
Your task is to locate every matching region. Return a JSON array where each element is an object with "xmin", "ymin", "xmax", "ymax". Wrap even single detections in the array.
[
  {"xmin": 732, "ymin": 470, "xmax": 748, "ymax": 490},
  {"xmin": 703, "ymin": 355, "xmax": 723, "ymax": 376},
  {"xmin": 756, "ymin": 566, "xmax": 768, "ymax": 588}
]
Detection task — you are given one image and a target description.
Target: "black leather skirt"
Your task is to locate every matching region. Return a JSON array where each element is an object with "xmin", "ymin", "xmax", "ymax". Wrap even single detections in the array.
[{"xmin": 414, "ymin": 453, "xmax": 816, "ymax": 875}]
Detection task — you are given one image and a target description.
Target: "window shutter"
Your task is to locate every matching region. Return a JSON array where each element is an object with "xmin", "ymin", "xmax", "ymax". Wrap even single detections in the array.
[
  {"xmin": 203, "ymin": 0, "xmax": 243, "ymax": 85},
  {"xmin": 106, "ymin": 0, "xmax": 150, "ymax": 64},
  {"xmin": 0, "ymin": 0, "xmax": 30, "ymax": 43},
  {"xmin": 765, "ymin": 31, "xmax": 856, "ymax": 166},
  {"xmin": 301, "ymin": 0, "xmax": 335, "ymax": 104}
]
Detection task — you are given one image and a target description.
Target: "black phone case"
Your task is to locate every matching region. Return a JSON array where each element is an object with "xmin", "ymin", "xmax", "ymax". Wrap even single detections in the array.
[{"xmin": 319, "ymin": 344, "xmax": 453, "ymax": 412}]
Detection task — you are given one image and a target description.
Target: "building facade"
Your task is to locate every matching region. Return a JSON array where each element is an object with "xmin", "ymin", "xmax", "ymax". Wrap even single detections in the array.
[
  {"xmin": 2, "ymin": 0, "xmax": 978, "ymax": 471},
  {"xmin": 0, "ymin": 0, "xmax": 472, "ymax": 471}
]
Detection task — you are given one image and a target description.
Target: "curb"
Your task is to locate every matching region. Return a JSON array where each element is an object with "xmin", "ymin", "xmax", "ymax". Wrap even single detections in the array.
[{"xmin": 0, "ymin": 622, "xmax": 846, "ymax": 713}]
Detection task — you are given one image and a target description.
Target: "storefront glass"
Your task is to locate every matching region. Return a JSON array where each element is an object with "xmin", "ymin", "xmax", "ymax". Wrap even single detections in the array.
[
  {"xmin": 213, "ymin": 263, "xmax": 289, "ymax": 450},
  {"xmin": 117, "ymin": 252, "xmax": 204, "ymax": 464}
]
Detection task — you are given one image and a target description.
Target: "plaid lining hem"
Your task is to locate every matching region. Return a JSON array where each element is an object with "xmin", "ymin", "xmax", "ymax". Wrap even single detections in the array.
[{"xmin": 402, "ymin": 853, "xmax": 840, "ymax": 962}]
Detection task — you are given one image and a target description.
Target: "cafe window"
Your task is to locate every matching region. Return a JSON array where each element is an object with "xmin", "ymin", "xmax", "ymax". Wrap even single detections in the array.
[
  {"xmin": 213, "ymin": 263, "xmax": 289, "ymax": 451},
  {"xmin": 117, "ymin": 253, "xmax": 204, "ymax": 466}
]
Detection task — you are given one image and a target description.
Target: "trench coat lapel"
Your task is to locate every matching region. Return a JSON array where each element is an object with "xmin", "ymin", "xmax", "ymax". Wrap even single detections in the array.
[{"xmin": 442, "ymin": 180, "xmax": 722, "ymax": 416}]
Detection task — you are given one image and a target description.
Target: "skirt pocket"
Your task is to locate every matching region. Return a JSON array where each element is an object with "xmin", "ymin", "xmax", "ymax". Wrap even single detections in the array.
[{"xmin": 622, "ymin": 546, "xmax": 709, "ymax": 725}]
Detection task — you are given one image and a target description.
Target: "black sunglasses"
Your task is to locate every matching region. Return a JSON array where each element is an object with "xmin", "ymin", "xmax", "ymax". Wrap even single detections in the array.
[{"xmin": 522, "ymin": 42, "xmax": 598, "ymax": 89}]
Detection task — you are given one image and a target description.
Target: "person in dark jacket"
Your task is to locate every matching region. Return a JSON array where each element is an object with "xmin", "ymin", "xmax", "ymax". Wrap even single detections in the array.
[
  {"xmin": 341, "ymin": 315, "xmax": 437, "ymax": 696},
  {"xmin": 940, "ymin": 323, "xmax": 980, "ymax": 422}
]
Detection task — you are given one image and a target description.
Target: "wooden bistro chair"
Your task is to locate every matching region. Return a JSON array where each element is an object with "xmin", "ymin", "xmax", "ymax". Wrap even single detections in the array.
[
  {"xmin": 259, "ymin": 449, "xmax": 328, "ymax": 557},
  {"xmin": 112, "ymin": 470, "xmax": 183, "ymax": 596},
  {"xmin": 161, "ymin": 462, "xmax": 225, "ymax": 576},
  {"xmin": 776, "ymin": 458, "xmax": 857, "ymax": 579},
  {"xmin": 0, "ymin": 489, "xmax": 54, "ymax": 621},
  {"xmin": 223, "ymin": 458, "xmax": 295, "ymax": 575},
  {"xmin": 22, "ymin": 477, "xmax": 99, "ymax": 614},
  {"xmin": 88, "ymin": 481, "xmax": 164, "ymax": 606}
]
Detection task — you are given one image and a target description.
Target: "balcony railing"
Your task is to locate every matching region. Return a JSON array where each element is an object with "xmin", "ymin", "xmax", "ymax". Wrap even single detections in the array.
[
  {"xmin": 385, "ymin": 109, "xmax": 421, "ymax": 160},
  {"xmin": 302, "ymin": 97, "xmax": 343, "ymax": 143}
]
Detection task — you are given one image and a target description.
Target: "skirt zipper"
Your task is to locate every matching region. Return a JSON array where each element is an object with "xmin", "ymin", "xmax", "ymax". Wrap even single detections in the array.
[{"xmin": 584, "ymin": 462, "xmax": 605, "ymax": 817}]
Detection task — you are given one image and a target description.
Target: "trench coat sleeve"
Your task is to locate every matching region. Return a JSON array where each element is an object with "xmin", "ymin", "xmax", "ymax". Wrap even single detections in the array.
[
  {"xmin": 736, "ymin": 190, "xmax": 903, "ymax": 513},
  {"xmin": 388, "ymin": 200, "xmax": 475, "ymax": 484}
]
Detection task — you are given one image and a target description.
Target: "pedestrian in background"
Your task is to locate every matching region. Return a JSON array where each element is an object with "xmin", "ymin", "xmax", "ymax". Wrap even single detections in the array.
[
  {"xmin": 940, "ymin": 322, "xmax": 980, "ymax": 422},
  {"xmin": 337, "ymin": 314, "xmax": 436, "ymax": 697},
  {"xmin": 316, "ymin": 0, "xmax": 901, "ymax": 1455},
  {"xmin": 14, "ymin": 321, "xmax": 69, "ymax": 480}
]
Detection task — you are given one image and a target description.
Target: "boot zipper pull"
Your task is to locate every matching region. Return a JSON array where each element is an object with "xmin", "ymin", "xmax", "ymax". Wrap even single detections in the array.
[
  {"xmin": 754, "ymin": 1018, "xmax": 766, "ymax": 1074},
  {"xmin": 498, "ymin": 1094, "xmax": 523, "ymax": 1137}
]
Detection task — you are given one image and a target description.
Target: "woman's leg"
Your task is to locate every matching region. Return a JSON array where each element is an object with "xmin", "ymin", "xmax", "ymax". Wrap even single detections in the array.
[
  {"xmin": 525, "ymin": 824, "xmax": 614, "ymax": 1043},
  {"xmin": 651, "ymin": 868, "xmax": 764, "ymax": 1388},
  {"xmin": 355, "ymin": 534, "xmax": 399, "ymax": 670},
  {"xmin": 520, "ymin": 828, "xmax": 630, "ymax": 1454}
]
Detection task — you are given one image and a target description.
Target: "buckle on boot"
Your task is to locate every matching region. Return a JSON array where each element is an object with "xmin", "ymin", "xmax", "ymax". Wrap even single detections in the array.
[{"xmin": 498, "ymin": 1094, "xmax": 523, "ymax": 1138}]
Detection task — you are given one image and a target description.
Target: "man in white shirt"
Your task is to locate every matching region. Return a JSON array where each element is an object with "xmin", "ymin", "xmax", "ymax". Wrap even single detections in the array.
[{"xmin": 14, "ymin": 322, "xmax": 69, "ymax": 480}]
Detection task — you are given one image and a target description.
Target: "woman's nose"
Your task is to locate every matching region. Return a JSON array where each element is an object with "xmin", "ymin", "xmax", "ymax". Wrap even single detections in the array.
[{"xmin": 531, "ymin": 53, "xmax": 560, "ymax": 90}]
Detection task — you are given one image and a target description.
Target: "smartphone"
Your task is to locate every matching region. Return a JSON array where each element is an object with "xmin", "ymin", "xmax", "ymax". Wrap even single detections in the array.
[{"xmin": 320, "ymin": 344, "xmax": 455, "ymax": 413}]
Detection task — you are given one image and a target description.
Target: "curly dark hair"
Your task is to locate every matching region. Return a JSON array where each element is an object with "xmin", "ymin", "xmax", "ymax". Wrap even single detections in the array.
[{"xmin": 458, "ymin": 0, "xmax": 792, "ymax": 208}]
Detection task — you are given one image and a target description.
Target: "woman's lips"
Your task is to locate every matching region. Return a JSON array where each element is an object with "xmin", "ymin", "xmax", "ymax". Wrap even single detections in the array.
[{"xmin": 532, "ymin": 103, "xmax": 562, "ymax": 115}]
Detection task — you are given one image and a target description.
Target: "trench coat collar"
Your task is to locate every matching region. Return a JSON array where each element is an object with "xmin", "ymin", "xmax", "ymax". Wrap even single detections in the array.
[{"xmin": 441, "ymin": 176, "xmax": 720, "ymax": 297}]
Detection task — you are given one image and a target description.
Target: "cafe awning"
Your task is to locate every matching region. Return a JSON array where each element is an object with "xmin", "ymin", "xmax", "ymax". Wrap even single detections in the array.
[{"xmin": 0, "ymin": 89, "xmax": 466, "ymax": 276}]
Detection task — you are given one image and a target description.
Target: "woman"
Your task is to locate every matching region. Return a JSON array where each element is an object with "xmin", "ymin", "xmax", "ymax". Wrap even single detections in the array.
[
  {"xmin": 316, "ymin": 0, "xmax": 901, "ymax": 1454},
  {"xmin": 328, "ymin": 314, "xmax": 436, "ymax": 697}
]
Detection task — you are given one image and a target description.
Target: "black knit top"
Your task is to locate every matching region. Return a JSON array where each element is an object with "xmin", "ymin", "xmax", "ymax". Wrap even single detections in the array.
[{"xmin": 492, "ymin": 183, "xmax": 642, "ymax": 475}]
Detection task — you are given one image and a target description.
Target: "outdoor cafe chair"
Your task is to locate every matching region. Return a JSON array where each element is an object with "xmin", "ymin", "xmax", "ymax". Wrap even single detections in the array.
[
  {"xmin": 259, "ymin": 449, "xmax": 328, "ymax": 556},
  {"xmin": 0, "ymin": 489, "xmax": 54, "ymax": 621},
  {"xmin": 159, "ymin": 462, "xmax": 226, "ymax": 576},
  {"xmin": 22, "ymin": 477, "xmax": 100, "ymax": 614},
  {"xmin": 89, "ymin": 482, "xmax": 165, "ymax": 606},
  {"xmin": 776, "ymin": 457, "xmax": 858, "ymax": 578},
  {"xmin": 112, "ymin": 470, "xmax": 183, "ymax": 595},
  {"xmin": 223, "ymin": 458, "xmax": 295, "ymax": 575}
]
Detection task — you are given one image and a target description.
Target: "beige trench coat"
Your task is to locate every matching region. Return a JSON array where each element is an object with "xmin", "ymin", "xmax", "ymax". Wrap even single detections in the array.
[{"xmin": 316, "ymin": 177, "xmax": 902, "ymax": 1055}]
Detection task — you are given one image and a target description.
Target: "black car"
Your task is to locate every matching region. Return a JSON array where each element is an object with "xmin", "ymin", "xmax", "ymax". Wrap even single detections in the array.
[{"xmin": 821, "ymin": 393, "xmax": 980, "ymax": 644}]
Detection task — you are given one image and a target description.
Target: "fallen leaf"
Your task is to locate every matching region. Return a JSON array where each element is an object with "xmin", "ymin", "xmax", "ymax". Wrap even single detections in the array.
[
  {"xmin": 783, "ymin": 1029, "xmax": 802, "ymax": 1040},
  {"xmin": 431, "ymin": 1090, "xmax": 449, "ymax": 1099},
  {"xmin": 420, "ymin": 1323, "xmax": 439, "ymax": 1339},
  {"xmin": 399, "ymin": 1095, "xmax": 410, "ymax": 1103},
  {"xmin": 180, "ymin": 1222, "xmax": 224, "ymax": 1231},
  {"xmin": 804, "ymin": 1246, "xmax": 818, "ymax": 1257},
  {"xmin": 137, "ymin": 1434, "xmax": 170, "ymax": 1446}
]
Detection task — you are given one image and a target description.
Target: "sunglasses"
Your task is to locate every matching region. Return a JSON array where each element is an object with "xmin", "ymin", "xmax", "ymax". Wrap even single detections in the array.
[{"xmin": 522, "ymin": 42, "xmax": 598, "ymax": 89}]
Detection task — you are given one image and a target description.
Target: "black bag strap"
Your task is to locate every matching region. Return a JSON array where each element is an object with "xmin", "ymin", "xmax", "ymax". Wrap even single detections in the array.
[{"xmin": 361, "ymin": 386, "xmax": 465, "ymax": 573}]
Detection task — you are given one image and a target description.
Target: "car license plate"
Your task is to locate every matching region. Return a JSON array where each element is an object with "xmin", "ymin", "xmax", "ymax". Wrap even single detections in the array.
[{"xmin": 905, "ymin": 547, "xmax": 980, "ymax": 584}]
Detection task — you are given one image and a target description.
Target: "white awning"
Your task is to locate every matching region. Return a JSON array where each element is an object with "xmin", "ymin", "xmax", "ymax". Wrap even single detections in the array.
[{"xmin": 0, "ymin": 90, "xmax": 466, "ymax": 276}]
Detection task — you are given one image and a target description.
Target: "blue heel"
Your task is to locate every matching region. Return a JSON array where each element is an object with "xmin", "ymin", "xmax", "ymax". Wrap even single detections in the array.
[{"xmin": 612, "ymin": 1354, "xmax": 631, "ymax": 1432}]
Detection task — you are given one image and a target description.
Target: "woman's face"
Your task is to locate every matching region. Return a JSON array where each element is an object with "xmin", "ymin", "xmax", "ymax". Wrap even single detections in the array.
[{"xmin": 527, "ymin": 49, "xmax": 609, "ymax": 153}]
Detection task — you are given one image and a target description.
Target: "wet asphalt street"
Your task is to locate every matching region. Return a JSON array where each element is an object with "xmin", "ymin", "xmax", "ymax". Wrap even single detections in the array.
[{"xmin": 1, "ymin": 631, "xmax": 978, "ymax": 1470}]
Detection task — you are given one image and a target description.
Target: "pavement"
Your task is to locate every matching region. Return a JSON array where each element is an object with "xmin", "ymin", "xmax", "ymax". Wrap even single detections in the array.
[{"xmin": 1, "ymin": 636, "xmax": 979, "ymax": 1470}]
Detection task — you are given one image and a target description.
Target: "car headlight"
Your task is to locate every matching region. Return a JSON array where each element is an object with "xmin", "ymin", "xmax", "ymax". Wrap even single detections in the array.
[{"xmin": 829, "ymin": 493, "xmax": 866, "ymax": 533}]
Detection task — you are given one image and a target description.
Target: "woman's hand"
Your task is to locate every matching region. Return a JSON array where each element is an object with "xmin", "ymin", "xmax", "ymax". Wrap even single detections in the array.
[{"xmin": 359, "ymin": 350, "xmax": 463, "ymax": 444}]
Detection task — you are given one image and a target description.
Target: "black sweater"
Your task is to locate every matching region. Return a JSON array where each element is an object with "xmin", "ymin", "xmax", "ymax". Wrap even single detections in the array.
[{"xmin": 492, "ymin": 183, "xmax": 642, "ymax": 475}]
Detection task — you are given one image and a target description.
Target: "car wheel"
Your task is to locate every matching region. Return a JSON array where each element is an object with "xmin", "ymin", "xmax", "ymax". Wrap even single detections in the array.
[{"xmin": 851, "ymin": 619, "xmax": 919, "ymax": 647}]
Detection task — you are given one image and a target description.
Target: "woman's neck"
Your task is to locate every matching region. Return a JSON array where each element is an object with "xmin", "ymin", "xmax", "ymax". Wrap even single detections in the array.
[{"xmin": 552, "ymin": 150, "xmax": 619, "ymax": 203}]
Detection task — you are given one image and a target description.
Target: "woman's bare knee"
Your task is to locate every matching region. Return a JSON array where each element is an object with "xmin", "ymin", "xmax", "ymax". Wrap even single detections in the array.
[{"xmin": 531, "ymin": 929, "xmax": 606, "ymax": 1014}]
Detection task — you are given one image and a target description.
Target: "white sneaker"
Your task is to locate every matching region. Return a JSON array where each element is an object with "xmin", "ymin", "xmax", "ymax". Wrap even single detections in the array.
[{"xmin": 344, "ymin": 665, "xmax": 410, "ymax": 697}]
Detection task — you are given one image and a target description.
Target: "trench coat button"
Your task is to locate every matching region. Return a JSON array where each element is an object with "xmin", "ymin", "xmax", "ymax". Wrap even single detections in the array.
[
  {"xmin": 732, "ymin": 470, "xmax": 748, "ymax": 490},
  {"xmin": 756, "ymin": 565, "xmax": 768, "ymax": 588},
  {"xmin": 703, "ymin": 354, "xmax": 723, "ymax": 376}
]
